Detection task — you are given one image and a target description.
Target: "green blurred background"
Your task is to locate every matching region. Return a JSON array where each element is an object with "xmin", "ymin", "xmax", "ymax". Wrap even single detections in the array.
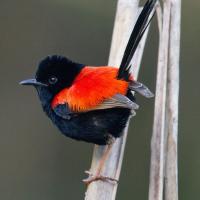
[{"xmin": 0, "ymin": 0, "xmax": 199, "ymax": 199}]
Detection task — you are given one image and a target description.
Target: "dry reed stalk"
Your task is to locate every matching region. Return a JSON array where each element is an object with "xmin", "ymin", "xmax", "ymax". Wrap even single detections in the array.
[
  {"xmin": 148, "ymin": 0, "xmax": 180, "ymax": 200},
  {"xmin": 85, "ymin": 0, "xmax": 152, "ymax": 199}
]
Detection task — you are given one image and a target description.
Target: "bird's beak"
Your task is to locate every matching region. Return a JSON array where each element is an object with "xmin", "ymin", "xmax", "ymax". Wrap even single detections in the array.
[{"xmin": 19, "ymin": 78, "xmax": 47, "ymax": 87}]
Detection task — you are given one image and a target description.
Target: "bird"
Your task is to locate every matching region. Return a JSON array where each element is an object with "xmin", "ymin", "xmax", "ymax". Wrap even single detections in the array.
[{"xmin": 20, "ymin": 0, "xmax": 157, "ymax": 185}]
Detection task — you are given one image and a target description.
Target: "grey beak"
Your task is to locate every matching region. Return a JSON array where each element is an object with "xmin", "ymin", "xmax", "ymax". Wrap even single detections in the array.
[{"xmin": 19, "ymin": 78, "xmax": 47, "ymax": 87}]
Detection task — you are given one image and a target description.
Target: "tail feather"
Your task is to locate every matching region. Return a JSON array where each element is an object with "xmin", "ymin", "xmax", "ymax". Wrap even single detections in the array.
[{"xmin": 117, "ymin": 0, "xmax": 157, "ymax": 80}]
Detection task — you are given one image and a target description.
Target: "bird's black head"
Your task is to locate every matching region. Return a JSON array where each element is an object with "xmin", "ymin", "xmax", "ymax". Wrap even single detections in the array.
[
  {"xmin": 20, "ymin": 55, "xmax": 84, "ymax": 94},
  {"xmin": 20, "ymin": 55, "xmax": 84, "ymax": 108}
]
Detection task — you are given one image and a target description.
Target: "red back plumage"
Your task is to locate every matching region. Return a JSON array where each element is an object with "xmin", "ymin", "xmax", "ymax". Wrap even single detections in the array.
[{"xmin": 51, "ymin": 66, "xmax": 129, "ymax": 111}]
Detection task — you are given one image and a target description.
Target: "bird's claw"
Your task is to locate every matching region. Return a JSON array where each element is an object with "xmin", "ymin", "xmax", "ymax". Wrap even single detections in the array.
[{"xmin": 83, "ymin": 170, "xmax": 118, "ymax": 185}]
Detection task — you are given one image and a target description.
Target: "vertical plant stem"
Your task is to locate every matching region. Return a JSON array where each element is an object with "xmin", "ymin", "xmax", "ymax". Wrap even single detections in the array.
[
  {"xmin": 149, "ymin": 0, "xmax": 180, "ymax": 199},
  {"xmin": 85, "ymin": 0, "xmax": 152, "ymax": 199},
  {"xmin": 148, "ymin": 1, "xmax": 171, "ymax": 200},
  {"xmin": 165, "ymin": 0, "xmax": 181, "ymax": 199}
]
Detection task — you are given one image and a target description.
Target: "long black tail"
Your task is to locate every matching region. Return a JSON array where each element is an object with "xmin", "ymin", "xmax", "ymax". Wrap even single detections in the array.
[{"xmin": 117, "ymin": 0, "xmax": 157, "ymax": 80}]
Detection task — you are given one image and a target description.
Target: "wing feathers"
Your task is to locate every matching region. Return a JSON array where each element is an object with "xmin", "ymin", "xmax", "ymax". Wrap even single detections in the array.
[
  {"xmin": 53, "ymin": 104, "xmax": 72, "ymax": 120},
  {"xmin": 129, "ymin": 81, "xmax": 154, "ymax": 98},
  {"xmin": 53, "ymin": 94, "xmax": 138, "ymax": 120},
  {"xmin": 94, "ymin": 94, "xmax": 139, "ymax": 110}
]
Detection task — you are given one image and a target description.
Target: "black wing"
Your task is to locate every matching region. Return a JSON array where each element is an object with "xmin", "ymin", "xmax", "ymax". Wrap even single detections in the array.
[
  {"xmin": 53, "ymin": 104, "xmax": 72, "ymax": 120},
  {"xmin": 129, "ymin": 80, "xmax": 154, "ymax": 98},
  {"xmin": 53, "ymin": 94, "xmax": 139, "ymax": 120}
]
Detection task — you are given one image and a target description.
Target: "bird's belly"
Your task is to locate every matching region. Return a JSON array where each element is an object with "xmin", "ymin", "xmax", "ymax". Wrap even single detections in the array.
[{"xmin": 51, "ymin": 108, "xmax": 131, "ymax": 145}]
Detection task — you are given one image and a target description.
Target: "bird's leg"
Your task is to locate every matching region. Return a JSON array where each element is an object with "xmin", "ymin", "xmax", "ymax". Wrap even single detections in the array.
[{"xmin": 83, "ymin": 141, "xmax": 118, "ymax": 185}]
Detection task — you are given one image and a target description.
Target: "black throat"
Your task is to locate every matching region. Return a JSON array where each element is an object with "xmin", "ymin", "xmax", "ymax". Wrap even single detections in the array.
[{"xmin": 36, "ymin": 86, "xmax": 54, "ymax": 115}]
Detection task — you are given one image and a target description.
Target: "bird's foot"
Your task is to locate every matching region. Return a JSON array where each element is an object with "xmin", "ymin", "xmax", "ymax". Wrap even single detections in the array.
[{"xmin": 83, "ymin": 170, "xmax": 118, "ymax": 185}]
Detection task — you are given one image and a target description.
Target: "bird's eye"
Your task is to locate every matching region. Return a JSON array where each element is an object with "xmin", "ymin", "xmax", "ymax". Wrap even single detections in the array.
[{"xmin": 48, "ymin": 76, "xmax": 58, "ymax": 84}]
